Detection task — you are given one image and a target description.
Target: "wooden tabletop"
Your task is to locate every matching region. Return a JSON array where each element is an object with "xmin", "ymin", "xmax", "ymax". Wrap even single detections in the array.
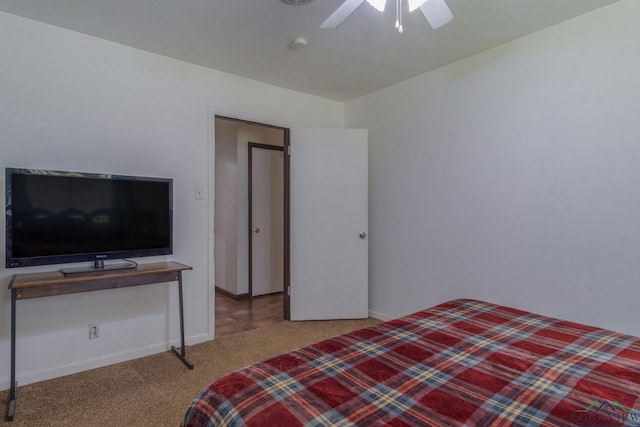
[{"xmin": 9, "ymin": 261, "xmax": 193, "ymax": 299}]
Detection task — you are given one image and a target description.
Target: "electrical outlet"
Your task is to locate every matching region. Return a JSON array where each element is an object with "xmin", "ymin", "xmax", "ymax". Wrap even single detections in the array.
[{"xmin": 88, "ymin": 324, "xmax": 99, "ymax": 340}]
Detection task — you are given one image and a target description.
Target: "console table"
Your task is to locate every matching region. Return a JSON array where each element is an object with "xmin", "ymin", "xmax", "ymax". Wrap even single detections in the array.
[{"xmin": 5, "ymin": 261, "xmax": 193, "ymax": 422}]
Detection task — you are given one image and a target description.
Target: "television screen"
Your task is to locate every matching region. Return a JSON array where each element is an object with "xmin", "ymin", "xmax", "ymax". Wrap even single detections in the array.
[{"xmin": 5, "ymin": 168, "xmax": 173, "ymax": 269}]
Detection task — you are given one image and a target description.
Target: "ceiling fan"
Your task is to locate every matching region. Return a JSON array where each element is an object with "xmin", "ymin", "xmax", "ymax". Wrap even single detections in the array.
[{"xmin": 321, "ymin": 0, "xmax": 454, "ymax": 33}]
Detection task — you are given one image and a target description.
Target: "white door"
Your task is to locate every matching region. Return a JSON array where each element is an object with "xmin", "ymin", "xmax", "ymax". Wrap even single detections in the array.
[
  {"xmin": 251, "ymin": 147, "xmax": 284, "ymax": 296},
  {"xmin": 290, "ymin": 128, "xmax": 368, "ymax": 320}
]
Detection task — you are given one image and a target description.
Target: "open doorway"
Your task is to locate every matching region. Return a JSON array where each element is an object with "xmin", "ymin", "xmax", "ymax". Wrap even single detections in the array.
[{"xmin": 213, "ymin": 116, "xmax": 290, "ymax": 337}]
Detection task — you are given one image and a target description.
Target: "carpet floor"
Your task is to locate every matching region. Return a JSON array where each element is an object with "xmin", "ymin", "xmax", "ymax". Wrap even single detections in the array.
[{"xmin": 1, "ymin": 318, "xmax": 379, "ymax": 427}]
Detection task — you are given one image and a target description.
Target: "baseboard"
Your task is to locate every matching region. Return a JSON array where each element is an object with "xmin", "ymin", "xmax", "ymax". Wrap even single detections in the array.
[
  {"xmin": 368, "ymin": 309, "xmax": 394, "ymax": 322},
  {"xmin": 0, "ymin": 332, "xmax": 210, "ymax": 390},
  {"xmin": 215, "ymin": 286, "xmax": 250, "ymax": 301}
]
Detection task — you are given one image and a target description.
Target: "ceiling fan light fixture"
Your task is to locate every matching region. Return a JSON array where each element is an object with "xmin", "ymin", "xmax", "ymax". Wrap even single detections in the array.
[
  {"xmin": 366, "ymin": 0, "xmax": 387, "ymax": 12},
  {"xmin": 321, "ymin": 0, "xmax": 453, "ymax": 31},
  {"xmin": 408, "ymin": 0, "xmax": 427, "ymax": 12}
]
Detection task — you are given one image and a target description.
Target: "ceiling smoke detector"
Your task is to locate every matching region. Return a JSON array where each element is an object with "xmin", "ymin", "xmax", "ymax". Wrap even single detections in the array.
[
  {"xmin": 290, "ymin": 37, "xmax": 308, "ymax": 49},
  {"xmin": 280, "ymin": 0, "xmax": 314, "ymax": 5}
]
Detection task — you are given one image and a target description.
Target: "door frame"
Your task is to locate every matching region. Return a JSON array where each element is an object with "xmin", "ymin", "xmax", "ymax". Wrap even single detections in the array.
[
  {"xmin": 248, "ymin": 142, "xmax": 284, "ymax": 300},
  {"xmin": 216, "ymin": 115, "xmax": 291, "ymax": 320}
]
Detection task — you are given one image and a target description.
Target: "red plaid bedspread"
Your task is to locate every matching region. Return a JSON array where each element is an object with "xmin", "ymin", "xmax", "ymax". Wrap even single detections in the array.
[{"xmin": 181, "ymin": 299, "xmax": 640, "ymax": 426}]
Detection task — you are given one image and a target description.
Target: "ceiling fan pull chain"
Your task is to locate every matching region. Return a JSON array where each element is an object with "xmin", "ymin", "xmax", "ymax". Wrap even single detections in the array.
[
  {"xmin": 396, "ymin": 0, "xmax": 403, "ymax": 33},
  {"xmin": 395, "ymin": 0, "xmax": 399, "ymax": 30}
]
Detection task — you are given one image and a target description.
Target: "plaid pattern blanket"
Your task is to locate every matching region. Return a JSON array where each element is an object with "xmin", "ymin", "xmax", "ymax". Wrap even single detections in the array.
[{"xmin": 181, "ymin": 299, "xmax": 640, "ymax": 426}]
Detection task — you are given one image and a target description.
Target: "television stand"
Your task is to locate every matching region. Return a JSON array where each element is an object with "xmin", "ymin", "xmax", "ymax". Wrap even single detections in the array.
[{"xmin": 5, "ymin": 261, "xmax": 193, "ymax": 422}]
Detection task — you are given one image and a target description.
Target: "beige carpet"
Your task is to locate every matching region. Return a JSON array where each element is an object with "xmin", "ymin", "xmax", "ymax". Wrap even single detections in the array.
[{"xmin": 1, "ymin": 318, "xmax": 379, "ymax": 427}]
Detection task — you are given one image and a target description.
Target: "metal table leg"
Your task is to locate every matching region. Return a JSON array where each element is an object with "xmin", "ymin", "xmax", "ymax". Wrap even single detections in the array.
[
  {"xmin": 170, "ymin": 272, "xmax": 193, "ymax": 370},
  {"xmin": 6, "ymin": 288, "xmax": 17, "ymax": 422}
]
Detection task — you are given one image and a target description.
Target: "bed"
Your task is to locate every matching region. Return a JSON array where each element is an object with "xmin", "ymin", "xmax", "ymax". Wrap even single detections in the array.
[{"xmin": 181, "ymin": 299, "xmax": 640, "ymax": 426}]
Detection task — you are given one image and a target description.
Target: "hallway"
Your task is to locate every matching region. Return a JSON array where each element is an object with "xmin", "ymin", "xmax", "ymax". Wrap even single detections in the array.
[{"xmin": 214, "ymin": 292, "xmax": 283, "ymax": 338}]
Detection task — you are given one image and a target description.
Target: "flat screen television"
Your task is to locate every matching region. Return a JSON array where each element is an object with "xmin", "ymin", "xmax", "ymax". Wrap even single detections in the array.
[{"xmin": 5, "ymin": 168, "xmax": 173, "ymax": 273}]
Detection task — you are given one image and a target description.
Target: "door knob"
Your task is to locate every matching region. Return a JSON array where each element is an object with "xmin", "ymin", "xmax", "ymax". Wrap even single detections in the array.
[
  {"xmin": 359, "ymin": 232, "xmax": 367, "ymax": 239},
  {"xmin": 253, "ymin": 227, "xmax": 261, "ymax": 234}
]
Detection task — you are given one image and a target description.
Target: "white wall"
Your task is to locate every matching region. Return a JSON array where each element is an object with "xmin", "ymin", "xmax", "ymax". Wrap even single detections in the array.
[
  {"xmin": 347, "ymin": 0, "xmax": 640, "ymax": 336},
  {"xmin": 0, "ymin": 11, "xmax": 343, "ymax": 389}
]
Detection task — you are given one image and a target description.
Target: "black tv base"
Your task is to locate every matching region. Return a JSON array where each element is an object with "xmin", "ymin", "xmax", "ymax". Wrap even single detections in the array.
[{"xmin": 61, "ymin": 260, "xmax": 137, "ymax": 275}]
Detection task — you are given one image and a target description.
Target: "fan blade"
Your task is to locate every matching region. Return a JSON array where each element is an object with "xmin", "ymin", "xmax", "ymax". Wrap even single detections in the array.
[
  {"xmin": 321, "ymin": 0, "xmax": 366, "ymax": 29},
  {"xmin": 419, "ymin": 0, "xmax": 454, "ymax": 29}
]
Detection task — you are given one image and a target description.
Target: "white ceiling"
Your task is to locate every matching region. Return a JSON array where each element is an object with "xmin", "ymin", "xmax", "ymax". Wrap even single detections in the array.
[{"xmin": 0, "ymin": 0, "xmax": 618, "ymax": 102}]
